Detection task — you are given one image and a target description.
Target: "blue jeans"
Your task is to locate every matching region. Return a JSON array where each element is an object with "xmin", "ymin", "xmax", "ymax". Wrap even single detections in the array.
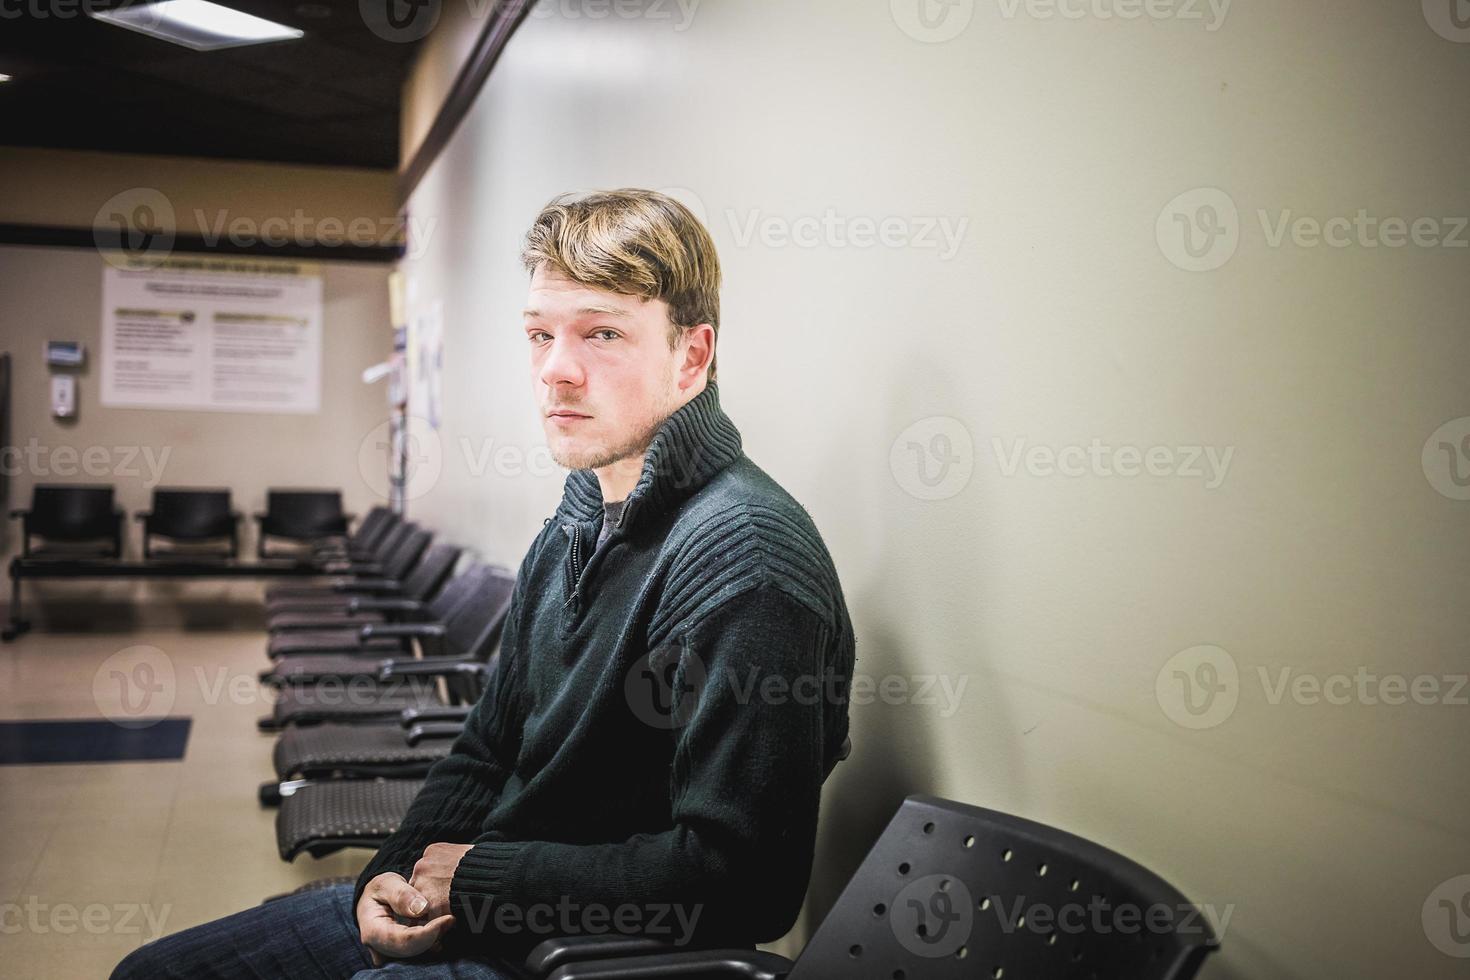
[{"xmin": 111, "ymin": 884, "xmax": 524, "ymax": 980}]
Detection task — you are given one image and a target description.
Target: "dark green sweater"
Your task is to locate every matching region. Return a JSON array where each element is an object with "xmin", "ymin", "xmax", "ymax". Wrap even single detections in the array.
[{"xmin": 354, "ymin": 382, "xmax": 855, "ymax": 958}]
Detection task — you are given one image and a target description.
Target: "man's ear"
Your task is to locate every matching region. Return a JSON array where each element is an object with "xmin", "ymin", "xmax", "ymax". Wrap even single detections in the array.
[{"xmin": 678, "ymin": 323, "xmax": 716, "ymax": 382}]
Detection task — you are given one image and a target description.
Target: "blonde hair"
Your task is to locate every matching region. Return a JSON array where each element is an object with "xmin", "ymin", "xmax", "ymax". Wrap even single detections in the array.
[{"xmin": 521, "ymin": 188, "xmax": 721, "ymax": 382}]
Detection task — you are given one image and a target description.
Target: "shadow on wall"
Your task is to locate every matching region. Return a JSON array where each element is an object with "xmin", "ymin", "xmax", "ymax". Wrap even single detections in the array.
[
  {"xmin": 807, "ymin": 616, "xmax": 941, "ymax": 923},
  {"xmin": 793, "ymin": 370, "xmax": 1038, "ymax": 948}
]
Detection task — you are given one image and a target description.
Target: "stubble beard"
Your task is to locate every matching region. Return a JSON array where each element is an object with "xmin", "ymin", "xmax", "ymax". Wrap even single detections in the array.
[{"xmin": 549, "ymin": 363, "xmax": 677, "ymax": 472}]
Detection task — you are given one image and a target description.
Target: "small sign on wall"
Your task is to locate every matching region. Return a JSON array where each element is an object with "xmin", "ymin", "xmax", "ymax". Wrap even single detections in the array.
[
  {"xmin": 100, "ymin": 256, "xmax": 323, "ymax": 414},
  {"xmin": 44, "ymin": 341, "xmax": 86, "ymax": 367}
]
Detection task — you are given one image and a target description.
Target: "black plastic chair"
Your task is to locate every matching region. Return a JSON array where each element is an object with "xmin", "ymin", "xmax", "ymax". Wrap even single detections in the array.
[
  {"xmin": 265, "ymin": 542, "xmax": 462, "ymax": 633},
  {"xmin": 263, "ymin": 523, "xmax": 432, "ymax": 617},
  {"xmin": 9, "ymin": 484, "xmax": 124, "ymax": 558},
  {"xmin": 268, "ymin": 575, "xmax": 518, "ymax": 855},
  {"xmin": 311, "ymin": 505, "xmax": 397, "ymax": 564},
  {"xmin": 259, "ymin": 558, "xmax": 496, "ymax": 682},
  {"xmin": 267, "ymin": 700, "xmax": 473, "ymax": 786},
  {"xmin": 260, "ymin": 651, "xmax": 501, "ymax": 806},
  {"xmin": 255, "ymin": 488, "xmax": 351, "ymax": 558},
  {"xmin": 266, "ymin": 527, "xmax": 443, "ymax": 618},
  {"xmin": 264, "ymin": 520, "xmax": 419, "ymax": 606},
  {"xmin": 134, "ymin": 487, "xmax": 241, "ymax": 558},
  {"xmin": 534, "ymin": 795, "xmax": 1220, "ymax": 979},
  {"xmin": 257, "ymin": 565, "xmax": 515, "ymax": 732}
]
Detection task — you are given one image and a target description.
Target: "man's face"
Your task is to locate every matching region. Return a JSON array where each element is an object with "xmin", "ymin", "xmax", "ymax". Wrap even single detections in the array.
[{"xmin": 524, "ymin": 264, "xmax": 684, "ymax": 472}]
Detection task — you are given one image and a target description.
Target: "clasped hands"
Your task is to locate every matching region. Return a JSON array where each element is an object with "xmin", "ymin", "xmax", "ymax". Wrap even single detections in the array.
[{"xmin": 355, "ymin": 842, "xmax": 473, "ymax": 965}]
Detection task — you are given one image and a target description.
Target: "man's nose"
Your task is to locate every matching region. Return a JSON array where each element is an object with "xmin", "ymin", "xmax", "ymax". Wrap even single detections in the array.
[{"xmin": 539, "ymin": 335, "xmax": 585, "ymax": 389}]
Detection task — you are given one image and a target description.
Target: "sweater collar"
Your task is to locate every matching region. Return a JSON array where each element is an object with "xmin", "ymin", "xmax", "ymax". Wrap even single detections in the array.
[{"xmin": 557, "ymin": 382, "xmax": 743, "ymax": 530}]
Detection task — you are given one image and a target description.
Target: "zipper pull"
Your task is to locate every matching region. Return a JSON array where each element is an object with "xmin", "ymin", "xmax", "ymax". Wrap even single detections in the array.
[{"xmin": 564, "ymin": 523, "xmax": 582, "ymax": 609}]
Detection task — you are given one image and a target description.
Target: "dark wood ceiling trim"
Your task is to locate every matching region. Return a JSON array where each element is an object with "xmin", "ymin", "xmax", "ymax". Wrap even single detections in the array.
[
  {"xmin": 396, "ymin": 1, "xmax": 533, "ymax": 205},
  {"xmin": 0, "ymin": 223, "xmax": 404, "ymax": 263}
]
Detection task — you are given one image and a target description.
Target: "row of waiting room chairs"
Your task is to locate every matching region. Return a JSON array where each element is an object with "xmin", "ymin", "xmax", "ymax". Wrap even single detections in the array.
[
  {"xmin": 8, "ymin": 484, "xmax": 359, "ymax": 559},
  {"xmin": 244, "ymin": 509, "xmax": 1221, "ymax": 979}
]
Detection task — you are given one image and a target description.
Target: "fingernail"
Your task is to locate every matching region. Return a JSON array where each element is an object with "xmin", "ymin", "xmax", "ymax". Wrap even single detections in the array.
[{"xmin": 410, "ymin": 898, "xmax": 426, "ymax": 916}]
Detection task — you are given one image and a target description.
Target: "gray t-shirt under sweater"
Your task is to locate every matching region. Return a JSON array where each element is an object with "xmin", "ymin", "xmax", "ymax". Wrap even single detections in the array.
[{"xmin": 597, "ymin": 498, "xmax": 627, "ymax": 548}]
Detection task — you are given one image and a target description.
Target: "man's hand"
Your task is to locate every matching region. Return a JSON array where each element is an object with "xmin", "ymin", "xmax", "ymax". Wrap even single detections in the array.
[
  {"xmin": 409, "ymin": 842, "xmax": 475, "ymax": 921},
  {"xmin": 356, "ymin": 872, "xmax": 455, "ymax": 966}
]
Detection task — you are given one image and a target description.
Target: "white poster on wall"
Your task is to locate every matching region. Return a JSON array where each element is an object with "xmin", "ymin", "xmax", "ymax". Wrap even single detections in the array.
[
  {"xmin": 414, "ymin": 299, "xmax": 444, "ymax": 430},
  {"xmin": 100, "ymin": 256, "xmax": 323, "ymax": 414}
]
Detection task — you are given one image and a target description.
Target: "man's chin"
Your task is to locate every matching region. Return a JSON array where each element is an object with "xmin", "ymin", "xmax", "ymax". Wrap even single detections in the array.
[{"xmin": 549, "ymin": 442, "xmax": 606, "ymax": 472}]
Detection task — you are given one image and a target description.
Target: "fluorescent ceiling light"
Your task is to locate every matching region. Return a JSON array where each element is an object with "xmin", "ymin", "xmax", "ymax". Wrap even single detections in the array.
[
  {"xmin": 89, "ymin": 1, "xmax": 304, "ymax": 51},
  {"xmin": 0, "ymin": 74, "xmax": 11, "ymax": 82}
]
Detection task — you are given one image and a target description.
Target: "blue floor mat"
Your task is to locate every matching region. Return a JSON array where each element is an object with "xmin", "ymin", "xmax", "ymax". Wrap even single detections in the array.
[{"xmin": 0, "ymin": 718, "xmax": 191, "ymax": 764}]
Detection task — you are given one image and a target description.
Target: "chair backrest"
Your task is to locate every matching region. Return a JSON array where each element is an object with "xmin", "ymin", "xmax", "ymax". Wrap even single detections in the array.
[
  {"xmin": 435, "ymin": 567, "xmax": 517, "ymax": 658},
  {"xmin": 29, "ymin": 484, "xmax": 117, "ymax": 540},
  {"xmin": 147, "ymin": 487, "xmax": 234, "ymax": 539},
  {"xmin": 364, "ymin": 519, "xmax": 414, "ymax": 565},
  {"xmin": 349, "ymin": 506, "xmax": 396, "ymax": 552},
  {"xmin": 263, "ymin": 488, "xmax": 346, "ymax": 540},
  {"xmin": 789, "ymin": 795, "xmax": 1218, "ymax": 980},
  {"xmin": 441, "ymin": 567, "xmax": 517, "ymax": 702},
  {"xmin": 399, "ymin": 543, "xmax": 463, "ymax": 601},
  {"xmin": 443, "ymin": 566, "xmax": 515, "ymax": 656},
  {"xmin": 424, "ymin": 561, "xmax": 492, "ymax": 622},
  {"xmin": 381, "ymin": 526, "xmax": 432, "ymax": 581}
]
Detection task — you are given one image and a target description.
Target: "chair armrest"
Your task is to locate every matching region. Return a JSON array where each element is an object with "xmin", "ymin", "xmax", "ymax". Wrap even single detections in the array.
[
  {"xmin": 133, "ymin": 512, "xmax": 152, "ymax": 522},
  {"xmin": 377, "ymin": 656, "xmax": 486, "ymax": 681},
  {"xmin": 8, "ymin": 509, "xmax": 29, "ymax": 519},
  {"xmin": 527, "ymin": 936, "xmax": 700, "ymax": 976},
  {"xmin": 399, "ymin": 705, "xmax": 472, "ymax": 727},
  {"xmin": 405, "ymin": 721, "xmax": 465, "ymax": 745},
  {"xmin": 332, "ymin": 578, "xmax": 400, "ymax": 594},
  {"xmin": 545, "ymin": 950, "xmax": 793, "ymax": 980},
  {"xmin": 321, "ymin": 561, "xmax": 384, "ymax": 575},
  {"xmin": 348, "ymin": 597, "xmax": 426, "ymax": 615},
  {"xmin": 360, "ymin": 622, "xmax": 445, "ymax": 641}
]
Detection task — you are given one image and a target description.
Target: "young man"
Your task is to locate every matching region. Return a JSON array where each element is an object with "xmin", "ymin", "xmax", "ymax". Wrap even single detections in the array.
[{"xmin": 113, "ymin": 189, "xmax": 855, "ymax": 978}]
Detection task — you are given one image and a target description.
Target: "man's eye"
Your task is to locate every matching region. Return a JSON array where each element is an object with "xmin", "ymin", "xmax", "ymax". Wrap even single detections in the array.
[
  {"xmin": 593, "ymin": 329, "xmax": 619, "ymax": 341},
  {"xmin": 528, "ymin": 332, "xmax": 550, "ymax": 343}
]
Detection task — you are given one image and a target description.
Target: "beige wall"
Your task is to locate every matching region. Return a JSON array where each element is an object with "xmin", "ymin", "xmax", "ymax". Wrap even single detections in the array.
[
  {"xmin": 0, "ymin": 149, "xmax": 399, "ymax": 622},
  {"xmin": 398, "ymin": 0, "xmax": 488, "ymax": 170},
  {"xmin": 393, "ymin": 1, "xmax": 1470, "ymax": 977},
  {"xmin": 0, "ymin": 246, "xmax": 394, "ymax": 621},
  {"xmin": 0, "ymin": 146, "xmax": 400, "ymax": 244}
]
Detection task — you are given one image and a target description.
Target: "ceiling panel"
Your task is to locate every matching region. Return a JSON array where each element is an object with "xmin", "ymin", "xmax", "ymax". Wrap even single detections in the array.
[{"xmin": 0, "ymin": 0, "xmax": 422, "ymax": 169}]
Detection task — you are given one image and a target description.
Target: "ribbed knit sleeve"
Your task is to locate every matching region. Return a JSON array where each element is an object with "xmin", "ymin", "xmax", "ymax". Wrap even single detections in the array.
[
  {"xmin": 351, "ymin": 672, "xmax": 523, "ymax": 909},
  {"xmin": 351, "ymin": 536, "xmax": 540, "ymax": 913},
  {"xmin": 447, "ymin": 582, "xmax": 844, "ymax": 948}
]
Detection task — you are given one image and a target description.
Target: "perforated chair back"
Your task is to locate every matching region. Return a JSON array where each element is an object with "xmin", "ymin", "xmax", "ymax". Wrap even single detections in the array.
[
  {"xmin": 399, "ymin": 543, "xmax": 463, "ymax": 601},
  {"xmin": 261, "ymin": 489, "xmax": 347, "ymax": 541},
  {"xmin": 788, "ymin": 795, "xmax": 1218, "ymax": 980},
  {"xmin": 30, "ymin": 484, "xmax": 118, "ymax": 541}
]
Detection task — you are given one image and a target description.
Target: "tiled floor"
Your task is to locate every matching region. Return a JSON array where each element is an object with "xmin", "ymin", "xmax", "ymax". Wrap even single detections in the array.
[{"xmin": 0, "ymin": 628, "xmax": 370, "ymax": 978}]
